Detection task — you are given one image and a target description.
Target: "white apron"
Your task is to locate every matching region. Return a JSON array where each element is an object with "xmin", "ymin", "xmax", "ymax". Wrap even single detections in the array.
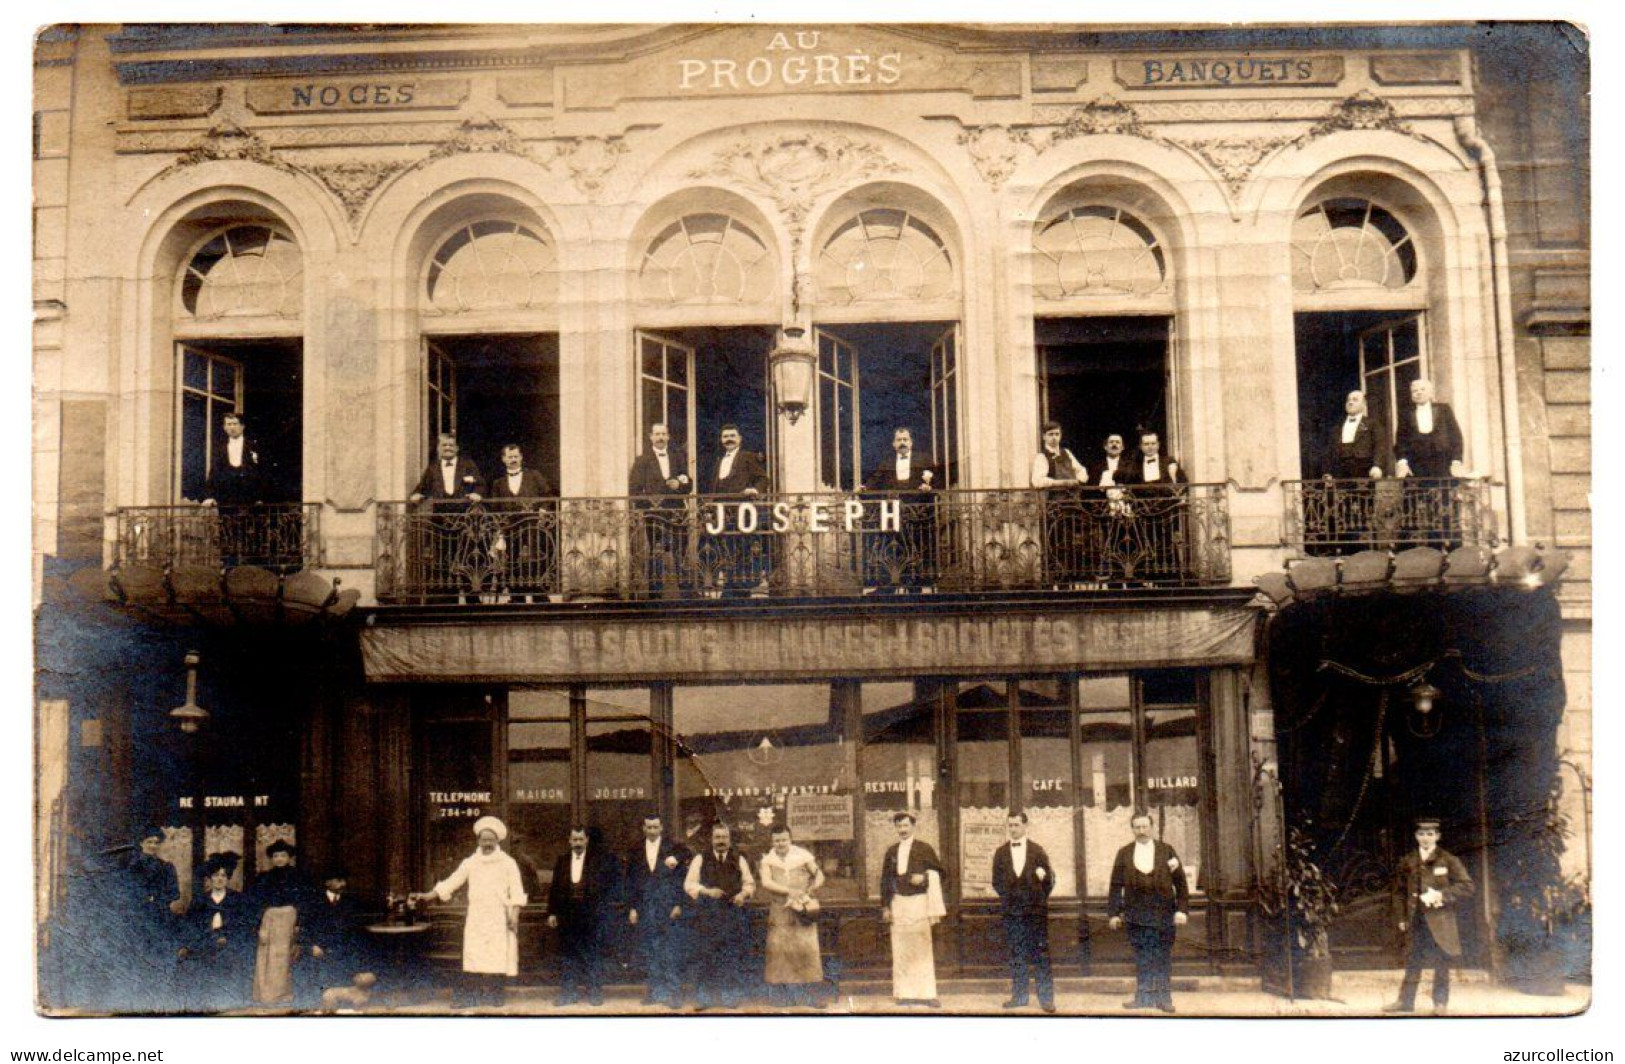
[
  {"xmin": 889, "ymin": 869, "xmax": 945, "ymax": 1000},
  {"xmin": 433, "ymin": 848, "xmax": 528, "ymax": 975}
]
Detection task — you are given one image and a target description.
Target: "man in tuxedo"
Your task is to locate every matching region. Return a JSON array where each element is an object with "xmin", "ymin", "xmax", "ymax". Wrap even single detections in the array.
[
  {"xmin": 630, "ymin": 423, "xmax": 693, "ymax": 596},
  {"xmin": 991, "ymin": 811, "xmax": 1057, "ymax": 1012},
  {"xmin": 864, "ymin": 428, "xmax": 940, "ymax": 590},
  {"xmin": 408, "ymin": 434, "xmax": 486, "ymax": 597},
  {"xmin": 1031, "ymin": 422, "xmax": 1089, "ymax": 587},
  {"xmin": 1108, "ymin": 812, "xmax": 1190, "ymax": 1013},
  {"xmin": 300, "ymin": 868, "xmax": 364, "ymax": 1008},
  {"xmin": 683, "ymin": 822, "xmax": 756, "ymax": 1009},
  {"xmin": 702, "ymin": 425, "xmax": 771, "ymax": 595},
  {"xmin": 546, "ymin": 826, "xmax": 620, "ymax": 1007},
  {"xmin": 1094, "ymin": 433, "xmax": 1128, "ymax": 488},
  {"xmin": 625, "ymin": 812, "xmax": 690, "ymax": 1008},
  {"xmin": 1394, "ymin": 378, "xmax": 1465, "ymax": 480},
  {"xmin": 1314, "ymin": 390, "xmax": 1393, "ymax": 552},
  {"xmin": 487, "ymin": 444, "xmax": 553, "ymax": 600},
  {"xmin": 1385, "ymin": 817, "xmax": 1475, "ymax": 1015},
  {"xmin": 879, "ymin": 812, "xmax": 945, "ymax": 1007},
  {"xmin": 1117, "ymin": 432, "xmax": 1188, "ymax": 582},
  {"xmin": 203, "ymin": 413, "xmax": 267, "ymax": 567}
]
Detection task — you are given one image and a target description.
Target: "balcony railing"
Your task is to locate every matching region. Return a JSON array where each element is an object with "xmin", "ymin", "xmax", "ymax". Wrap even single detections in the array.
[
  {"xmin": 1282, "ymin": 477, "xmax": 1496, "ymax": 556},
  {"xmin": 113, "ymin": 504, "xmax": 323, "ymax": 572},
  {"xmin": 373, "ymin": 485, "xmax": 1232, "ymax": 604}
]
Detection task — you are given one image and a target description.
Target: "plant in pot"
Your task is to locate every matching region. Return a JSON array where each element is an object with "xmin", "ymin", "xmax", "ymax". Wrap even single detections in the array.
[
  {"xmin": 1498, "ymin": 781, "xmax": 1589, "ymax": 994},
  {"xmin": 1283, "ymin": 824, "xmax": 1341, "ymax": 999}
]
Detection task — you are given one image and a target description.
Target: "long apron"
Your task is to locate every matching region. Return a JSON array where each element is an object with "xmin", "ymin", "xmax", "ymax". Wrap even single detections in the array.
[{"xmin": 252, "ymin": 905, "xmax": 298, "ymax": 1004}]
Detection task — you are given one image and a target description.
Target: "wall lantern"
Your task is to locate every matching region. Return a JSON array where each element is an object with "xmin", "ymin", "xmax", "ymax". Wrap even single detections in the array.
[
  {"xmin": 1406, "ymin": 679, "xmax": 1442, "ymax": 737},
  {"xmin": 769, "ymin": 327, "xmax": 816, "ymax": 424},
  {"xmin": 169, "ymin": 650, "xmax": 208, "ymax": 734}
]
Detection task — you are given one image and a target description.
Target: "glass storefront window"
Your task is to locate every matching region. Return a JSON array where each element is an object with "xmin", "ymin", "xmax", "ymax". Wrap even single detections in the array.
[
  {"xmin": 1144, "ymin": 671, "xmax": 1203, "ymax": 895},
  {"xmin": 1018, "ymin": 679, "xmax": 1078, "ymax": 898},
  {"xmin": 422, "ymin": 717, "xmax": 495, "ymax": 884},
  {"xmin": 1078, "ymin": 676, "xmax": 1135, "ymax": 898},
  {"xmin": 861, "ymin": 681, "xmax": 942, "ymax": 900},
  {"xmin": 508, "ymin": 689, "xmax": 570, "ymax": 888},
  {"xmin": 956, "ymin": 681, "xmax": 1012, "ymax": 900},
  {"xmin": 674, "ymin": 684, "xmax": 859, "ymax": 901}
]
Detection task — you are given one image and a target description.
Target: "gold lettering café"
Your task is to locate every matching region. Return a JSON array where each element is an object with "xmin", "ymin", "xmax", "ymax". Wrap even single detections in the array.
[{"xmin": 33, "ymin": 23, "xmax": 1590, "ymax": 1010}]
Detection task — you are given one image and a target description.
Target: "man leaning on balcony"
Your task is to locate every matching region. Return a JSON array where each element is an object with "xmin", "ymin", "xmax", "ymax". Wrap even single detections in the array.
[
  {"xmin": 1118, "ymin": 431, "xmax": 1187, "ymax": 583},
  {"xmin": 1393, "ymin": 379, "xmax": 1466, "ymax": 549},
  {"xmin": 702, "ymin": 424, "xmax": 770, "ymax": 595},
  {"xmin": 1031, "ymin": 421, "xmax": 1089, "ymax": 588},
  {"xmin": 865, "ymin": 428, "xmax": 940, "ymax": 591},
  {"xmin": 408, "ymin": 433, "xmax": 486, "ymax": 599},
  {"xmin": 488, "ymin": 443, "xmax": 552, "ymax": 602}
]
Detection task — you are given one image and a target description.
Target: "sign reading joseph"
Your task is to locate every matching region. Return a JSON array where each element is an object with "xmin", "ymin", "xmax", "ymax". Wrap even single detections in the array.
[{"xmin": 361, "ymin": 607, "xmax": 1258, "ymax": 683}]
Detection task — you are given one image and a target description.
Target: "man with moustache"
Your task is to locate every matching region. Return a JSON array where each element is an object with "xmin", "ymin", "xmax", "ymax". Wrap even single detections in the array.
[
  {"xmin": 879, "ymin": 811, "xmax": 946, "ymax": 1007},
  {"xmin": 546, "ymin": 826, "xmax": 620, "ymax": 1007},
  {"xmin": 1117, "ymin": 431, "xmax": 1188, "ymax": 582},
  {"xmin": 408, "ymin": 433, "xmax": 487, "ymax": 598},
  {"xmin": 629, "ymin": 423, "xmax": 693, "ymax": 596},
  {"xmin": 1108, "ymin": 812, "xmax": 1190, "ymax": 1013},
  {"xmin": 1031, "ymin": 421, "xmax": 1090, "ymax": 587},
  {"xmin": 991, "ymin": 810, "xmax": 1057, "ymax": 1012},
  {"xmin": 702, "ymin": 424, "xmax": 771, "ymax": 595},
  {"xmin": 683, "ymin": 821, "xmax": 757, "ymax": 1009},
  {"xmin": 486, "ymin": 443, "xmax": 554, "ymax": 600},
  {"xmin": 864, "ymin": 428, "xmax": 941, "ymax": 591},
  {"xmin": 1313, "ymin": 390, "xmax": 1392, "ymax": 551}
]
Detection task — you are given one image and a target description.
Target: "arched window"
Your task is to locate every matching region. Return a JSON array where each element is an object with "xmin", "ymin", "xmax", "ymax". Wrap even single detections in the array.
[
  {"xmin": 1292, "ymin": 198, "xmax": 1418, "ymax": 293},
  {"xmin": 1033, "ymin": 205, "xmax": 1167, "ymax": 299},
  {"xmin": 179, "ymin": 225, "xmax": 302, "ymax": 320},
  {"xmin": 639, "ymin": 213, "xmax": 774, "ymax": 305},
  {"xmin": 422, "ymin": 220, "xmax": 557, "ymax": 314},
  {"xmin": 816, "ymin": 208, "xmax": 956, "ymax": 304}
]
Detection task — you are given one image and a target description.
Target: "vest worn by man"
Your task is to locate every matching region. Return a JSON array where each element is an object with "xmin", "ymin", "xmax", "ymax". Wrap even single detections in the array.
[{"xmin": 698, "ymin": 848, "xmax": 744, "ymax": 897}]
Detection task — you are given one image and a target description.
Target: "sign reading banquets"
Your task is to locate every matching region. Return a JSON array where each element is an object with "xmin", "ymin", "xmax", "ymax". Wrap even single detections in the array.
[{"xmin": 1115, "ymin": 55, "xmax": 1345, "ymax": 89}]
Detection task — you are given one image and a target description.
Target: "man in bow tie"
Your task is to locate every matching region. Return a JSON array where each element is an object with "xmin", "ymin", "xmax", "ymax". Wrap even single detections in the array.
[
  {"xmin": 408, "ymin": 434, "xmax": 487, "ymax": 598},
  {"xmin": 864, "ymin": 428, "xmax": 942, "ymax": 591},
  {"xmin": 992, "ymin": 810, "xmax": 1057, "ymax": 1011},
  {"xmin": 630, "ymin": 423, "xmax": 693, "ymax": 596},
  {"xmin": 202, "ymin": 412, "xmax": 269, "ymax": 566},
  {"xmin": 547, "ymin": 826, "xmax": 619, "ymax": 1007},
  {"xmin": 1108, "ymin": 812, "xmax": 1189, "ymax": 1013},
  {"xmin": 486, "ymin": 443, "xmax": 553, "ymax": 600},
  {"xmin": 1311, "ymin": 390, "xmax": 1394, "ymax": 552},
  {"xmin": 1394, "ymin": 378, "xmax": 1467, "ymax": 548},
  {"xmin": 1385, "ymin": 817, "xmax": 1474, "ymax": 1015},
  {"xmin": 702, "ymin": 425, "xmax": 772, "ymax": 596},
  {"xmin": 625, "ymin": 812, "xmax": 690, "ymax": 1008},
  {"xmin": 1117, "ymin": 431, "xmax": 1188, "ymax": 583}
]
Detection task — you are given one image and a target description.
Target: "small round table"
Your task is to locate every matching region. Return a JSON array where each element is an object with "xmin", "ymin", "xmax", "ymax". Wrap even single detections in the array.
[{"xmin": 364, "ymin": 922, "xmax": 434, "ymax": 999}]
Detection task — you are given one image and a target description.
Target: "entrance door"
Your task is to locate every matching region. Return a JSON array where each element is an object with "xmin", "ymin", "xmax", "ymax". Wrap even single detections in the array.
[
  {"xmin": 815, "ymin": 328, "xmax": 861, "ymax": 491},
  {"xmin": 1292, "ymin": 311, "xmax": 1424, "ymax": 479},
  {"xmin": 1359, "ymin": 314, "xmax": 1426, "ymax": 446},
  {"xmin": 176, "ymin": 344, "xmax": 244, "ymax": 502},
  {"xmin": 1035, "ymin": 317, "xmax": 1171, "ymax": 466},
  {"xmin": 637, "ymin": 330, "xmax": 696, "ymax": 477},
  {"xmin": 426, "ymin": 339, "xmax": 458, "ymax": 448}
]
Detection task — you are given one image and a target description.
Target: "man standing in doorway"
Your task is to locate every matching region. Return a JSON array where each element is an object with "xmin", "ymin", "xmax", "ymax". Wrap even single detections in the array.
[
  {"xmin": 547, "ymin": 826, "xmax": 619, "ymax": 1007},
  {"xmin": 629, "ymin": 424, "xmax": 692, "ymax": 596},
  {"xmin": 1118, "ymin": 431, "xmax": 1188, "ymax": 582},
  {"xmin": 991, "ymin": 810, "xmax": 1057, "ymax": 1012},
  {"xmin": 879, "ymin": 811, "xmax": 946, "ymax": 1007},
  {"xmin": 487, "ymin": 443, "xmax": 553, "ymax": 600},
  {"xmin": 408, "ymin": 433, "xmax": 487, "ymax": 598},
  {"xmin": 411, "ymin": 816, "xmax": 527, "ymax": 1009},
  {"xmin": 702, "ymin": 424, "xmax": 771, "ymax": 595},
  {"xmin": 1108, "ymin": 811, "xmax": 1189, "ymax": 1013},
  {"xmin": 1385, "ymin": 817, "xmax": 1475, "ymax": 1015},
  {"xmin": 1315, "ymin": 390, "xmax": 1392, "ymax": 552},
  {"xmin": 202, "ymin": 412, "xmax": 266, "ymax": 566},
  {"xmin": 625, "ymin": 812, "xmax": 689, "ymax": 1008},
  {"xmin": 1393, "ymin": 378, "xmax": 1467, "ymax": 548},
  {"xmin": 1031, "ymin": 422, "xmax": 1089, "ymax": 587}
]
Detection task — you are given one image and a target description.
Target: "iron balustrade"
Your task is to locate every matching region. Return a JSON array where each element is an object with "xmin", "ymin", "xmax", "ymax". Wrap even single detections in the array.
[
  {"xmin": 114, "ymin": 504, "xmax": 323, "ymax": 572},
  {"xmin": 373, "ymin": 485, "xmax": 1232, "ymax": 604},
  {"xmin": 1282, "ymin": 477, "xmax": 1496, "ymax": 556}
]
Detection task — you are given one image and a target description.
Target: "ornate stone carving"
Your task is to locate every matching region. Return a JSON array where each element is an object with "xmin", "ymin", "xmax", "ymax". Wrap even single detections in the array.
[
  {"xmin": 552, "ymin": 135, "xmax": 629, "ymax": 198},
  {"xmin": 1181, "ymin": 136, "xmax": 1296, "ymax": 197},
  {"xmin": 303, "ymin": 161, "xmax": 410, "ymax": 223},
  {"xmin": 957, "ymin": 125, "xmax": 1034, "ymax": 191},
  {"xmin": 171, "ymin": 119, "xmax": 298, "ymax": 175},
  {"xmin": 425, "ymin": 113, "xmax": 533, "ymax": 162},
  {"xmin": 1300, "ymin": 90, "xmax": 1416, "ymax": 141},
  {"xmin": 1044, "ymin": 95, "xmax": 1156, "ymax": 147},
  {"xmin": 689, "ymin": 132, "xmax": 901, "ymax": 232}
]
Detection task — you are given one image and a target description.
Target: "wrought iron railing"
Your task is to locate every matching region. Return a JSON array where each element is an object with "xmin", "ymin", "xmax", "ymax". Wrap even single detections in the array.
[
  {"xmin": 374, "ymin": 485, "xmax": 1232, "ymax": 604},
  {"xmin": 1281, "ymin": 477, "xmax": 1496, "ymax": 556},
  {"xmin": 113, "ymin": 504, "xmax": 322, "ymax": 572}
]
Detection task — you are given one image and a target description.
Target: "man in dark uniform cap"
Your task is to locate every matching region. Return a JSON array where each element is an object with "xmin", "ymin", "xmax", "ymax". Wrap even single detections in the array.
[{"xmin": 1385, "ymin": 816, "xmax": 1475, "ymax": 1015}]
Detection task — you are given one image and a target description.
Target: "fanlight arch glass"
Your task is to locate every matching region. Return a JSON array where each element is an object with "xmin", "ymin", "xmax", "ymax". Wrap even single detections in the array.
[
  {"xmin": 816, "ymin": 208, "xmax": 956, "ymax": 305},
  {"xmin": 639, "ymin": 213, "xmax": 774, "ymax": 305},
  {"xmin": 179, "ymin": 225, "xmax": 303, "ymax": 320},
  {"xmin": 1292, "ymin": 198, "xmax": 1419, "ymax": 293},
  {"xmin": 1033, "ymin": 206, "xmax": 1168, "ymax": 299},
  {"xmin": 423, "ymin": 220, "xmax": 557, "ymax": 314}
]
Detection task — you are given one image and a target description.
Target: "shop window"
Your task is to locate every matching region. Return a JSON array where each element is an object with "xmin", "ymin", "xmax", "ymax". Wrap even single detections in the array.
[
  {"xmin": 674, "ymin": 684, "xmax": 859, "ymax": 902},
  {"xmin": 816, "ymin": 208, "xmax": 956, "ymax": 305},
  {"xmin": 585, "ymin": 688, "xmax": 654, "ymax": 856},
  {"xmin": 1018, "ymin": 679, "xmax": 1077, "ymax": 898},
  {"xmin": 861, "ymin": 681, "xmax": 943, "ymax": 900},
  {"xmin": 507, "ymin": 689, "xmax": 571, "ymax": 888},
  {"xmin": 1292, "ymin": 198, "xmax": 1418, "ymax": 294},
  {"xmin": 421, "ymin": 715, "xmax": 496, "ymax": 884},
  {"xmin": 954, "ymin": 682, "xmax": 1013, "ymax": 900},
  {"xmin": 638, "ymin": 213, "xmax": 774, "ymax": 305},
  {"xmin": 422, "ymin": 219, "xmax": 557, "ymax": 315},
  {"xmin": 179, "ymin": 225, "xmax": 303, "ymax": 321},
  {"xmin": 1142, "ymin": 671, "xmax": 1203, "ymax": 894},
  {"xmin": 1033, "ymin": 205, "xmax": 1167, "ymax": 300}
]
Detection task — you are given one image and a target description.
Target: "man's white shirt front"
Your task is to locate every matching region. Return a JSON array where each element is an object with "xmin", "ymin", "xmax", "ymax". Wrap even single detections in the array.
[
  {"xmin": 1010, "ymin": 840, "xmax": 1026, "ymax": 876},
  {"xmin": 1342, "ymin": 415, "xmax": 1363, "ymax": 444},
  {"xmin": 718, "ymin": 450, "xmax": 736, "ymax": 482},
  {"xmin": 654, "ymin": 451, "xmax": 671, "ymax": 480},
  {"xmin": 895, "ymin": 455, "xmax": 912, "ymax": 482},
  {"xmin": 226, "ymin": 437, "xmax": 246, "ymax": 468},
  {"xmin": 1417, "ymin": 403, "xmax": 1434, "ymax": 434},
  {"xmin": 1133, "ymin": 839, "xmax": 1156, "ymax": 874},
  {"xmin": 440, "ymin": 461, "xmax": 457, "ymax": 495},
  {"xmin": 646, "ymin": 838, "xmax": 662, "ymax": 873},
  {"xmin": 570, "ymin": 851, "xmax": 586, "ymax": 885}
]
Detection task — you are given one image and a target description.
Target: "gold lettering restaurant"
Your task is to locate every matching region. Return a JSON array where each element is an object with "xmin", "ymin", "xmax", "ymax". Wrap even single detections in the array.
[{"xmin": 32, "ymin": 22, "xmax": 1590, "ymax": 1010}]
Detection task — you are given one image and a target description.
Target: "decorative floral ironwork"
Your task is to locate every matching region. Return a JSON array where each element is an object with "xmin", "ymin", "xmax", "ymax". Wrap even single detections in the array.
[
  {"xmin": 115, "ymin": 504, "xmax": 321, "ymax": 573},
  {"xmin": 1283, "ymin": 477, "xmax": 1496, "ymax": 556}
]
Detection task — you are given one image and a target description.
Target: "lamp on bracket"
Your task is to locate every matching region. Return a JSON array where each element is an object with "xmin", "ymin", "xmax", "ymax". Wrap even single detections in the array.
[
  {"xmin": 769, "ymin": 326, "xmax": 816, "ymax": 425},
  {"xmin": 169, "ymin": 650, "xmax": 208, "ymax": 734}
]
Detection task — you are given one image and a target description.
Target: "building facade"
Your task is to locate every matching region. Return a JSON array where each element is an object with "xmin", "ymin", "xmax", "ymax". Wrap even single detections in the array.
[{"xmin": 32, "ymin": 23, "xmax": 1590, "ymax": 1007}]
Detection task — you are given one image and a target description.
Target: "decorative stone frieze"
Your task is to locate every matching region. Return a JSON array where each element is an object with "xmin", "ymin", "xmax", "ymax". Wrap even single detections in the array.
[
  {"xmin": 956, "ymin": 124, "xmax": 1034, "ymax": 191},
  {"xmin": 302, "ymin": 161, "xmax": 412, "ymax": 224}
]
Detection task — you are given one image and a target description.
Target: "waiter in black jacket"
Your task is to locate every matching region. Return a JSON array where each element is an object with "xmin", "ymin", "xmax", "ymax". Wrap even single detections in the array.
[
  {"xmin": 625, "ymin": 812, "xmax": 691, "ymax": 1008},
  {"xmin": 1108, "ymin": 812, "xmax": 1190, "ymax": 1013},
  {"xmin": 629, "ymin": 423, "xmax": 693, "ymax": 595},
  {"xmin": 992, "ymin": 811, "xmax": 1057, "ymax": 1012},
  {"xmin": 546, "ymin": 826, "xmax": 620, "ymax": 1007}
]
